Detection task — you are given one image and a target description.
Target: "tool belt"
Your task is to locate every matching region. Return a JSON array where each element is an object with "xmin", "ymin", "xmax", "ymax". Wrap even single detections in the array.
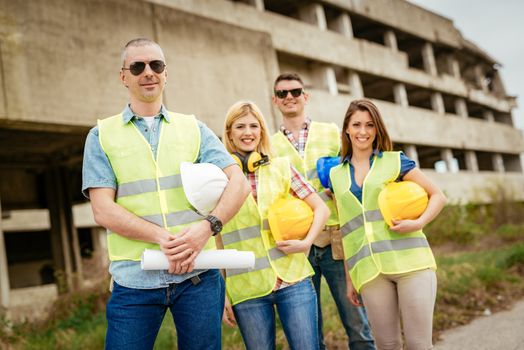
[{"xmin": 313, "ymin": 225, "xmax": 344, "ymax": 260}]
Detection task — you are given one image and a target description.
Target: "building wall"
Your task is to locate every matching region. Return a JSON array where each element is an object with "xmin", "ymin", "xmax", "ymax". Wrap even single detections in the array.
[{"xmin": 0, "ymin": 0, "xmax": 523, "ymax": 205}]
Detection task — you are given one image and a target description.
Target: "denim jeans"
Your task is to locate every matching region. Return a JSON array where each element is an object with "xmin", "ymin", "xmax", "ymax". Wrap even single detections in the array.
[
  {"xmin": 233, "ymin": 278, "xmax": 319, "ymax": 350},
  {"xmin": 309, "ymin": 245, "xmax": 375, "ymax": 350},
  {"xmin": 105, "ymin": 269, "xmax": 224, "ymax": 350}
]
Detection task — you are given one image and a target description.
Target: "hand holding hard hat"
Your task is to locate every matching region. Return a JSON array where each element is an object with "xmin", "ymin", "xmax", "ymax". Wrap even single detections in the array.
[
  {"xmin": 378, "ymin": 181, "xmax": 429, "ymax": 227},
  {"xmin": 180, "ymin": 162, "xmax": 229, "ymax": 215},
  {"xmin": 267, "ymin": 196, "xmax": 314, "ymax": 241}
]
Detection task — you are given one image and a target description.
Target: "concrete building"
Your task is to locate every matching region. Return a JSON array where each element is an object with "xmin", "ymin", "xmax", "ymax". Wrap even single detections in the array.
[{"xmin": 1, "ymin": 0, "xmax": 523, "ymax": 318}]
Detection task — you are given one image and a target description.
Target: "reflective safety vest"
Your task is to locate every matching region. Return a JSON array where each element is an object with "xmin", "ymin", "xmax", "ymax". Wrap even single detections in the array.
[
  {"xmin": 272, "ymin": 121, "xmax": 340, "ymax": 225},
  {"xmin": 222, "ymin": 157, "xmax": 314, "ymax": 305},
  {"xmin": 330, "ymin": 152, "xmax": 436, "ymax": 292},
  {"xmin": 98, "ymin": 112, "xmax": 214, "ymax": 261}
]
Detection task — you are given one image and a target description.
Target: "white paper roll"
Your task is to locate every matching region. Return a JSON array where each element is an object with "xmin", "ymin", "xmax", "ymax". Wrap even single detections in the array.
[{"xmin": 141, "ymin": 249, "xmax": 255, "ymax": 270}]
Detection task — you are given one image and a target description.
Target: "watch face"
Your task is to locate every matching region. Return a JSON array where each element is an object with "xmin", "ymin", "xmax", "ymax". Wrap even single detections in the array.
[{"xmin": 206, "ymin": 215, "xmax": 223, "ymax": 234}]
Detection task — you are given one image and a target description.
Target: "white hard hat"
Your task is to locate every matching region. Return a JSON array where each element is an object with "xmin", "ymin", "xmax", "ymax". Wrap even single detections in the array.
[{"xmin": 180, "ymin": 162, "xmax": 229, "ymax": 215}]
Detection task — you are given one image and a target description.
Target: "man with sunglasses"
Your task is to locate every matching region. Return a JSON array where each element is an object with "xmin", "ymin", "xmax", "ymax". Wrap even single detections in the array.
[
  {"xmin": 81, "ymin": 38, "xmax": 249, "ymax": 350},
  {"xmin": 271, "ymin": 73, "xmax": 375, "ymax": 350}
]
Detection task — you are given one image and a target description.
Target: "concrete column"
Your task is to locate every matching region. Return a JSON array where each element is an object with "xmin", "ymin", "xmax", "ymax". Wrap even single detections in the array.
[
  {"xmin": 298, "ymin": 3, "xmax": 327, "ymax": 30},
  {"xmin": 422, "ymin": 42, "xmax": 438, "ymax": 76},
  {"xmin": 493, "ymin": 154, "xmax": 505, "ymax": 173},
  {"xmin": 326, "ymin": 67, "xmax": 338, "ymax": 95},
  {"xmin": 0, "ymin": 198, "xmax": 10, "ymax": 309},
  {"xmin": 430, "ymin": 92, "xmax": 445, "ymax": 114},
  {"xmin": 383, "ymin": 30, "xmax": 398, "ymax": 52},
  {"xmin": 446, "ymin": 54, "xmax": 461, "ymax": 79},
  {"xmin": 474, "ymin": 64, "xmax": 488, "ymax": 92},
  {"xmin": 45, "ymin": 166, "xmax": 83, "ymax": 292},
  {"xmin": 454, "ymin": 98, "xmax": 468, "ymax": 118},
  {"xmin": 465, "ymin": 151, "xmax": 479, "ymax": 172},
  {"xmin": 441, "ymin": 149, "xmax": 457, "ymax": 173},
  {"xmin": 349, "ymin": 71, "xmax": 364, "ymax": 98},
  {"xmin": 483, "ymin": 110, "xmax": 495, "ymax": 122},
  {"xmin": 393, "ymin": 83, "xmax": 409, "ymax": 107},
  {"xmin": 247, "ymin": 0, "xmax": 264, "ymax": 11},
  {"xmin": 331, "ymin": 13, "xmax": 353, "ymax": 38},
  {"xmin": 405, "ymin": 145, "xmax": 419, "ymax": 167}
]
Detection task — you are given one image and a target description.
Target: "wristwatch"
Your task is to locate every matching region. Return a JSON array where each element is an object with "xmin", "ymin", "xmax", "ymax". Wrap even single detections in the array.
[{"xmin": 205, "ymin": 215, "xmax": 223, "ymax": 236}]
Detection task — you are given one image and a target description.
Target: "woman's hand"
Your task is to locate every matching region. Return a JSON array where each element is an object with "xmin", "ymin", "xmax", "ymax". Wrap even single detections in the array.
[
  {"xmin": 275, "ymin": 239, "xmax": 311, "ymax": 254},
  {"xmin": 389, "ymin": 218, "xmax": 423, "ymax": 234},
  {"xmin": 346, "ymin": 281, "xmax": 363, "ymax": 307},
  {"xmin": 222, "ymin": 297, "xmax": 237, "ymax": 327}
]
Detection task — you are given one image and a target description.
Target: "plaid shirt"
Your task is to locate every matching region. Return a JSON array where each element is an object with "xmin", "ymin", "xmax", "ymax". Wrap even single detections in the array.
[
  {"xmin": 279, "ymin": 117, "xmax": 311, "ymax": 157},
  {"xmin": 246, "ymin": 165, "xmax": 314, "ymax": 202}
]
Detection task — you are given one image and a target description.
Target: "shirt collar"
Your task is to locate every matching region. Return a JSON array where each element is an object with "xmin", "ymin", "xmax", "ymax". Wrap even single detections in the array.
[
  {"xmin": 279, "ymin": 117, "xmax": 311, "ymax": 135},
  {"xmin": 343, "ymin": 149, "xmax": 383, "ymax": 164},
  {"xmin": 121, "ymin": 104, "xmax": 170, "ymax": 124}
]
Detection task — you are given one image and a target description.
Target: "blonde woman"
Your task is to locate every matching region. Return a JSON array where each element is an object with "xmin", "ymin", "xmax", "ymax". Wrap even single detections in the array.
[
  {"xmin": 221, "ymin": 100, "xmax": 329, "ymax": 350},
  {"xmin": 329, "ymin": 99, "xmax": 446, "ymax": 350}
]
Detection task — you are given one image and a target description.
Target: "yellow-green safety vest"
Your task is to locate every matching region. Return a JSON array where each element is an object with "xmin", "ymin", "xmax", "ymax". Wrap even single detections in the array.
[
  {"xmin": 98, "ymin": 112, "xmax": 215, "ymax": 261},
  {"xmin": 222, "ymin": 157, "xmax": 314, "ymax": 305},
  {"xmin": 330, "ymin": 152, "xmax": 436, "ymax": 292},
  {"xmin": 272, "ymin": 121, "xmax": 340, "ymax": 225}
]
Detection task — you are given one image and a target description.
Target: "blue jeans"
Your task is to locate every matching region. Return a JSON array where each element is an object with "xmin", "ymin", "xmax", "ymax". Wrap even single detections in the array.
[
  {"xmin": 309, "ymin": 245, "xmax": 375, "ymax": 350},
  {"xmin": 233, "ymin": 278, "xmax": 319, "ymax": 350},
  {"xmin": 105, "ymin": 269, "xmax": 225, "ymax": 350}
]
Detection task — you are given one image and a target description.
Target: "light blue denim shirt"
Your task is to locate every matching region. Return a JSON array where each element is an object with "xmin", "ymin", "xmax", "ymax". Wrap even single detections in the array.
[{"xmin": 82, "ymin": 104, "xmax": 235, "ymax": 289}]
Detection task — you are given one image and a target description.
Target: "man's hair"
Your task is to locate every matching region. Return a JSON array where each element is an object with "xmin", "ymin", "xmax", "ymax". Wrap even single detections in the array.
[
  {"xmin": 273, "ymin": 73, "xmax": 304, "ymax": 89},
  {"xmin": 120, "ymin": 38, "xmax": 164, "ymax": 67}
]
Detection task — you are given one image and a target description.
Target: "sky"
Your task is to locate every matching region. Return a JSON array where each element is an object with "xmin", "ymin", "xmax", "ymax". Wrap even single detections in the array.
[{"xmin": 408, "ymin": 0, "xmax": 524, "ymax": 130}]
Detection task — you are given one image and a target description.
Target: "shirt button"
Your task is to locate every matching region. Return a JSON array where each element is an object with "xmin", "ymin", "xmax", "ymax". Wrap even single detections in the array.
[
  {"xmin": 153, "ymin": 128, "xmax": 156, "ymax": 132},
  {"xmin": 145, "ymin": 128, "xmax": 148, "ymax": 132}
]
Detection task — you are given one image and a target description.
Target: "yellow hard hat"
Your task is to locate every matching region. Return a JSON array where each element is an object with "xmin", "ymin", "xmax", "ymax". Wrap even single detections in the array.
[
  {"xmin": 267, "ymin": 196, "xmax": 314, "ymax": 241},
  {"xmin": 378, "ymin": 181, "xmax": 429, "ymax": 227}
]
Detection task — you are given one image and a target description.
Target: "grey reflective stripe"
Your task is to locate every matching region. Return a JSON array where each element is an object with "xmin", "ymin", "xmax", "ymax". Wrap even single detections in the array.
[
  {"xmin": 140, "ymin": 210, "xmax": 202, "ymax": 228},
  {"xmin": 117, "ymin": 174, "xmax": 182, "ymax": 198},
  {"xmin": 365, "ymin": 209, "xmax": 383, "ymax": 222},
  {"xmin": 117, "ymin": 179, "xmax": 157, "ymax": 198},
  {"xmin": 268, "ymin": 247, "xmax": 287, "ymax": 261},
  {"xmin": 262, "ymin": 219, "xmax": 270, "ymax": 230},
  {"xmin": 371, "ymin": 237, "xmax": 429, "ymax": 254},
  {"xmin": 226, "ymin": 256, "xmax": 271, "ymax": 277},
  {"xmin": 141, "ymin": 214, "xmax": 164, "ymax": 226},
  {"xmin": 341, "ymin": 214, "xmax": 364, "ymax": 237},
  {"xmin": 222, "ymin": 225, "xmax": 260, "ymax": 246},
  {"xmin": 346, "ymin": 237, "xmax": 430, "ymax": 269},
  {"xmin": 165, "ymin": 210, "xmax": 202, "ymax": 226},
  {"xmin": 158, "ymin": 174, "xmax": 183, "ymax": 190},
  {"xmin": 318, "ymin": 190, "xmax": 331, "ymax": 202},
  {"xmin": 306, "ymin": 168, "xmax": 318, "ymax": 180},
  {"xmin": 347, "ymin": 245, "xmax": 370, "ymax": 269}
]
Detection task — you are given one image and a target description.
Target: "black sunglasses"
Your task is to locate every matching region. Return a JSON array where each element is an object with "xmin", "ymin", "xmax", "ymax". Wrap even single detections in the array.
[
  {"xmin": 275, "ymin": 88, "xmax": 303, "ymax": 99},
  {"xmin": 122, "ymin": 60, "xmax": 166, "ymax": 76}
]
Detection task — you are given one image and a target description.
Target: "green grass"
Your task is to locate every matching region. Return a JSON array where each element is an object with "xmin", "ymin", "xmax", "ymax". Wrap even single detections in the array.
[{"xmin": 3, "ymin": 222, "xmax": 524, "ymax": 349}]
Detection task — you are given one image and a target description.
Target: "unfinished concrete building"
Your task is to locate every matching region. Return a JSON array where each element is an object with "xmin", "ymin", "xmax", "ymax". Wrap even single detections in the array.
[{"xmin": 1, "ymin": 0, "xmax": 523, "ymax": 318}]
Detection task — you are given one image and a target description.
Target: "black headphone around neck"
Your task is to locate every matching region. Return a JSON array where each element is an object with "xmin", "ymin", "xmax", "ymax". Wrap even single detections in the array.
[{"xmin": 231, "ymin": 152, "xmax": 270, "ymax": 173}]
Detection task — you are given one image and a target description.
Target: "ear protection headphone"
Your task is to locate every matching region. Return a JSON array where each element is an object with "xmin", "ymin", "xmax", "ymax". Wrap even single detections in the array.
[{"xmin": 231, "ymin": 152, "xmax": 270, "ymax": 173}]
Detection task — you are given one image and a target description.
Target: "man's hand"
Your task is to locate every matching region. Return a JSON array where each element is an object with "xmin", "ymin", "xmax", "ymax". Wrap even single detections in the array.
[{"xmin": 160, "ymin": 220, "xmax": 213, "ymax": 274}]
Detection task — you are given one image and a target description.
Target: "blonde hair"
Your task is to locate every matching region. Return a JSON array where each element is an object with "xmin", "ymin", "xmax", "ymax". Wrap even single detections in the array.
[
  {"xmin": 223, "ymin": 100, "xmax": 274, "ymax": 158},
  {"xmin": 340, "ymin": 99, "xmax": 392, "ymax": 161}
]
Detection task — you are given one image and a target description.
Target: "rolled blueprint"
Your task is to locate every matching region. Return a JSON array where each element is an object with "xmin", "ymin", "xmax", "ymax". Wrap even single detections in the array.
[{"xmin": 141, "ymin": 249, "xmax": 255, "ymax": 270}]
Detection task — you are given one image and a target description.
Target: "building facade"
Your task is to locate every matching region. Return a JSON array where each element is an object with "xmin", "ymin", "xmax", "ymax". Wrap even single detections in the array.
[{"xmin": 0, "ymin": 0, "xmax": 523, "ymax": 317}]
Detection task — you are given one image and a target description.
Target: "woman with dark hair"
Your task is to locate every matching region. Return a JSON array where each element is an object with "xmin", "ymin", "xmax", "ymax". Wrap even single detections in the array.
[{"xmin": 330, "ymin": 99, "xmax": 446, "ymax": 350}]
